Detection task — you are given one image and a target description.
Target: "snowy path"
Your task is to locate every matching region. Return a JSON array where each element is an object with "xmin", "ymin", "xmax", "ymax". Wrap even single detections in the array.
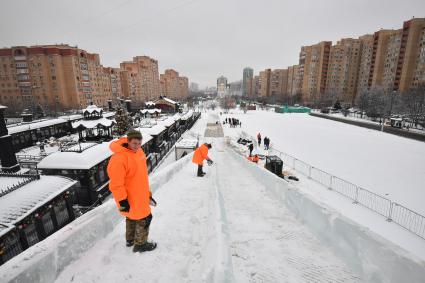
[
  {"xmin": 55, "ymin": 138, "xmax": 359, "ymax": 282},
  {"xmin": 214, "ymin": 142, "xmax": 359, "ymax": 282}
]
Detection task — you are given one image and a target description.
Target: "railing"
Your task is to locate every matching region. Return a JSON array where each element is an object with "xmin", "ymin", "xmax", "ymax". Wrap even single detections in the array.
[{"xmin": 269, "ymin": 147, "xmax": 425, "ymax": 240}]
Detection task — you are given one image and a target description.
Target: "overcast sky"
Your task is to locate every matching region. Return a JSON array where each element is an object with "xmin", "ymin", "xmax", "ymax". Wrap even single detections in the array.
[{"xmin": 1, "ymin": 0, "xmax": 424, "ymax": 88}]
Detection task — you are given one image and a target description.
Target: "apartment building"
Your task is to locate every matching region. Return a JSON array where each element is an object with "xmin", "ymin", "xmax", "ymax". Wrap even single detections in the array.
[
  {"xmin": 396, "ymin": 18, "xmax": 425, "ymax": 91},
  {"xmin": 357, "ymin": 34, "xmax": 374, "ymax": 97},
  {"xmin": 259, "ymin": 69, "xmax": 271, "ymax": 97},
  {"xmin": 160, "ymin": 69, "xmax": 188, "ymax": 100},
  {"xmin": 242, "ymin": 67, "xmax": 253, "ymax": 96},
  {"xmin": 0, "ymin": 45, "xmax": 109, "ymax": 113},
  {"xmin": 326, "ymin": 38, "xmax": 362, "ymax": 104},
  {"xmin": 249, "ymin": 76, "xmax": 259, "ymax": 98},
  {"xmin": 299, "ymin": 41, "xmax": 331, "ymax": 103},
  {"xmin": 133, "ymin": 56, "xmax": 160, "ymax": 101},
  {"xmin": 270, "ymin": 69, "xmax": 288, "ymax": 101},
  {"xmin": 287, "ymin": 65, "xmax": 301, "ymax": 97}
]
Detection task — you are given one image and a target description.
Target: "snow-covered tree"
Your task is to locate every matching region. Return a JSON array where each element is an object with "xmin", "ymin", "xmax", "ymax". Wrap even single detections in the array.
[{"xmin": 114, "ymin": 106, "xmax": 132, "ymax": 136}]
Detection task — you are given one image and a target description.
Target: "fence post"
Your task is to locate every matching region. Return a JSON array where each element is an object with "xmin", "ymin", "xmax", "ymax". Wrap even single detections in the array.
[
  {"xmin": 328, "ymin": 175, "xmax": 333, "ymax": 190},
  {"xmin": 387, "ymin": 202, "xmax": 394, "ymax": 222},
  {"xmin": 353, "ymin": 187, "xmax": 359, "ymax": 204},
  {"xmin": 292, "ymin": 158, "xmax": 296, "ymax": 169},
  {"xmin": 308, "ymin": 166, "xmax": 312, "ymax": 179}
]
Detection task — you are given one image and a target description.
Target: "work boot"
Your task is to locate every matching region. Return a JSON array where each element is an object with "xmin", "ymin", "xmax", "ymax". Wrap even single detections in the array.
[
  {"xmin": 133, "ymin": 242, "xmax": 157, "ymax": 253},
  {"xmin": 126, "ymin": 240, "xmax": 134, "ymax": 247}
]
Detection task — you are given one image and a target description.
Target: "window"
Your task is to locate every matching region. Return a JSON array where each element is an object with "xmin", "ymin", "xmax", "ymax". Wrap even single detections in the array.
[
  {"xmin": 23, "ymin": 222, "xmax": 39, "ymax": 246},
  {"xmin": 53, "ymin": 200, "xmax": 69, "ymax": 227}
]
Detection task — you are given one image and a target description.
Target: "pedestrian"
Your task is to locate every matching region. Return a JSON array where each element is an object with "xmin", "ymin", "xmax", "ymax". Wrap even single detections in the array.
[
  {"xmin": 264, "ymin": 137, "xmax": 270, "ymax": 150},
  {"xmin": 248, "ymin": 143, "xmax": 254, "ymax": 156},
  {"xmin": 107, "ymin": 129, "xmax": 157, "ymax": 253},
  {"xmin": 257, "ymin": 133, "xmax": 262, "ymax": 146},
  {"xmin": 192, "ymin": 143, "xmax": 213, "ymax": 177}
]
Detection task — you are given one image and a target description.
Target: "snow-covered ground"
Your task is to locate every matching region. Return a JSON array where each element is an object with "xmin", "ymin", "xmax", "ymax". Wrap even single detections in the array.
[
  {"xmin": 3, "ymin": 111, "xmax": 425, "ymax": 283},
  {"xmin": 220, "ymin": 109, "xmax": 425, "ymax": 215}
]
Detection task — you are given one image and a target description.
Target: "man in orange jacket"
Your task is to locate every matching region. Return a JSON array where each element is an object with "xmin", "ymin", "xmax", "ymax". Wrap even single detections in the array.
[
  {"xmin": 192, "ymin": 143, "xmax": 212, "ymax": 177},
  {"xmin": 107, "ymin": 130, "xmax": 157, "ymax": 252}
]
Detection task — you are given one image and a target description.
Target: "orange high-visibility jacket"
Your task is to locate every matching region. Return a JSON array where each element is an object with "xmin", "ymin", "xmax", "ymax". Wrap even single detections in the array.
[
  {"xmin": 192, "ymin": 144, "xmax": 209, "ymax": 165},
  {"xmin": 107, "ymin": 137, "xmax": 151, "ymax": 220},
  {"xmin": 247, "ymin": 155, "xmax": 259, "ymax": 163}
]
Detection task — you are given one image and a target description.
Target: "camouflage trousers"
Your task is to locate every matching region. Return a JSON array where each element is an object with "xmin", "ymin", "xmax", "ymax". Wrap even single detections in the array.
[{"xmin": 126, "ymin": 214, "xmax": 152, "ymax": 245}]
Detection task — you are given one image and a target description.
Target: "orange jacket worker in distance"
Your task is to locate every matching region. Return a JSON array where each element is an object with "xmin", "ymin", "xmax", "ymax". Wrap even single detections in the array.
[
  {"xmin": 192, "ymin": 143, "xmax": 212, "ymax": 177},
  {"xmin": 107, "ymin": 129, "xmax": 157, "ymax": 253},
  {"xmin": 247, "ymin": 154, "xmax": 259, "ymax": 163}
]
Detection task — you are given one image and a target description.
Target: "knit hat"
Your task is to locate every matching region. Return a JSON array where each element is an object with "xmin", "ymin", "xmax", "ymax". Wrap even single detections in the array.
[{"xmin": 127, "ymin": 129, "xmax": 142, "ymax": 140}]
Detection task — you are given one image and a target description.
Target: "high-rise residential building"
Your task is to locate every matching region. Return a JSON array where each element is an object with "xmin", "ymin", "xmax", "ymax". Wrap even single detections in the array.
[
  {"xmin": 250, "ymin": 76, "xmax": 260, "ymax": 97},
  {"xmin": 159, "ymin": 69, "xmax": 188, "ymax": 100},
  {"xmin": 242, "ymin": 67, "xmax": 253, "ymax": 96},
  {"xmin": 133, "ymin": 56, "xmax": 160, "ymax": 101},
  {"xmin": 381, "ymin": 30, "xmax": 404, "ymax": 91},
  {"xmin": 368, "ymin": 29, "xmax": 401, "ymax": 90},
  {"xmin": 287, "ymin": 65, "xmax": 301, "ymax": 97},
  {"xmin": 119, "ymin": 55, "xmax": 160, "ymax": 102},
  {"xmin": 395, "ymin": 18, "xmax": 425, "ymax": 91},
  {"xmin": 259, "ymin": 69, "xmax": 272, "ymax": 97},
  {"xmin": 357, "ymin": 34, "xmax": 374, "ymax": 96},
  {"xmin": 270, "ymin": 69, "xmax": 289, "ymax": 101},
  {"xmin": 325, "ymin": 38, "xmax": 362, "ymax": 104},
  {"xmin": 217, "ymin": 76, "xmax": 228, "ymax": 96},
  {"xmin": 0, "ymin": 45, "xmax": 109, "ymax": 113},
  {"xmin": 120, "ymin": 61, "xmax": 143, "ymax": 101},
  {"xmin": 103, "ymin": 67, "xmax": 123, "ymax": 102},
  {"xmin": 299, "ymin": 41, "xmax": 331, "ymax": 103}
]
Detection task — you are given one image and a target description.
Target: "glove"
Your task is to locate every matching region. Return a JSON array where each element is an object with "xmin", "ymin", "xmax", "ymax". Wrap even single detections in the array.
[
  {"xmin": 207, "ymin": 160, "xmax": 213, "ymax": 166},
  {"xmin": 119, "ymin": 199, "xmax": 130, "ymax": 212}
]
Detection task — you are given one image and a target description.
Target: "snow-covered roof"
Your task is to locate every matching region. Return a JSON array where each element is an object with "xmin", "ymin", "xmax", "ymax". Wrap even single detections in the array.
[
  {"xmin": 156, "ymin": 117, "xmax": 176, "ymax": 128},
  {"xmin": 175, "ymin": 139, "xmax": 198, "ymax": 149},
  {"xmin": 7, "ymin": 118, "xmax": 69, "ymax": 134},
  {"xmin": 83, "ymin": 104, "xmax": 103, "ymax": 114},
  {"xmin": 0, "ymin": 175, "xmax": 76, "ymax": 237},
  {"xmin": 137, "ymin": 124, "xmax": 166, "ymax": 136},
  {"xmin": 58, "ymin": 114, "xmax": 83, "ymax": 121},
  {"xmin": 72, "ymin": 117, "xmax": 115, "ymax": 129},
  {"xmin": 103, "ymin": 112, "xmax": 115, "ymax": 118},
  {"xmin": 171, "ymin": 113, "xmax": 181, "ymax": 121},
  {"xmin": 180, "ymin": 110, "xmax": 193, "ymax": 121},
  {"xmin": 140, "ymin": 109, "xmax": 162, "ymax": 114},
  {"xmin": 155, "ymin": 97, "xmax": 177, "ymax": 104},
  {"xmin": 37, "ymin": 141, "xmax": 113, "ymax": 170}
]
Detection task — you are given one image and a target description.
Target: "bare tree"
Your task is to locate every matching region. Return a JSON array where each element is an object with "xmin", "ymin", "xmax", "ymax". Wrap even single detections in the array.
[{"xmin": 402, "ymin": 84, "xmax": 425, "ymax": 129}]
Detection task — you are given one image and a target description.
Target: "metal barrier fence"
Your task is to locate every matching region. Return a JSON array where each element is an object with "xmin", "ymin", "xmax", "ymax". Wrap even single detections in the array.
[{"xmin": 269, "ymin": 148, "xmax": 425, "ymax": 240}]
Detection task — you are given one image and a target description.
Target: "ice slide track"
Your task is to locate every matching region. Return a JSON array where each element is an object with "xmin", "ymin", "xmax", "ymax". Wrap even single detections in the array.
[{"xmin": 213, "ymin": 143, "xmax": 359, "ymax": 283}]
